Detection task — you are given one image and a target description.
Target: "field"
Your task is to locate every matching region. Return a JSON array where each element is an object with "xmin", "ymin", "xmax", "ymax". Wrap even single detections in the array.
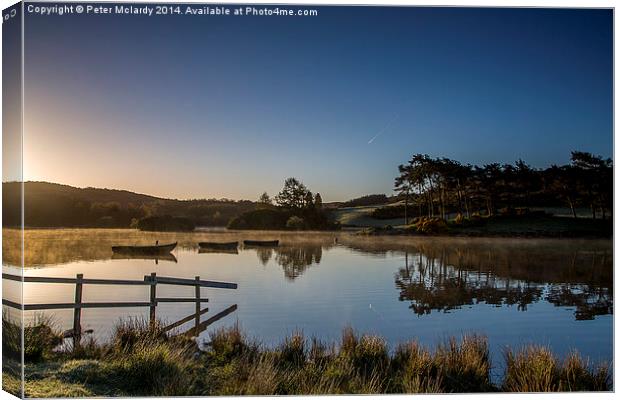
[{"xmin": 331, "ymin": 205, "xmax": 403, "ymax": 228}]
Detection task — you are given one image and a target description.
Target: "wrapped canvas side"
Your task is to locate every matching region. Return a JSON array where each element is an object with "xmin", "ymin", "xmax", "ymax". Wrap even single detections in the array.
[{"xmin": 2, "ymin": 2, "xmax": 24, "ymax": 398}]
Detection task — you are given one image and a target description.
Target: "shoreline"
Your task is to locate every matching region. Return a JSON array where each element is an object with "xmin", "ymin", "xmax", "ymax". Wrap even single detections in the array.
[
  {"xmin": 358, "ymin": 228, "xmax": 613, "ymax": 240},
  {"xmin": 2, "ymin": 320, "xmax": 612, "ymax": 396},
  {"xmin": 3, "ymin": 225, "xmax": 612, "ymax": 240}
]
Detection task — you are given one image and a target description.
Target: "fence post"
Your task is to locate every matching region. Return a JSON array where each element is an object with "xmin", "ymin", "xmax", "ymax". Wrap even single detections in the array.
[
  {"xmin": 149, "ymin": 272, "xmax": 157, "ymax": 327},
  {"xmin": 73, "ymin": 274, "xmax": 83, "ymax": 347},
  {"xmin": 194, "ymin": 276, "xmax": 201, "ymax": 332}
]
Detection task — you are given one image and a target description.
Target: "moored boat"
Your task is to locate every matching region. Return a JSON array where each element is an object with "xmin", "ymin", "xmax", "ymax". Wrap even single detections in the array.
[
  {"xmin": 198, "ymin": 241, "xmax": 239, "ymax": 250},
  {"xmin": 111, "ymin": 242, "xmax": 177, "ymax": 255},
  {"xmin": 243, "ymin": 240, "xmax": 279, "ymax": 247}
]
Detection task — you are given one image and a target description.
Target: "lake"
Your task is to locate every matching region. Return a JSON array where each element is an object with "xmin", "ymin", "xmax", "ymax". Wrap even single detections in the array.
[{"xmin": 2, "ymin": 229, "xmax": 613, "ymax": 379}]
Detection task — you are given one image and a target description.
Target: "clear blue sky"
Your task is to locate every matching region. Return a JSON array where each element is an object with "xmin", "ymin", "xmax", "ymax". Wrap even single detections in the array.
[{"xmin": 21, "ymin": 6, "xmax": 612, "ymax": 201}]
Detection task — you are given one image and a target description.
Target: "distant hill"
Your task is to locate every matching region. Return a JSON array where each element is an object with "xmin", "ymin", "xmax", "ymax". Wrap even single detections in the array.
[{"xmin": 2, "ymin": 181, "xmax": 256, "ymax": 228}]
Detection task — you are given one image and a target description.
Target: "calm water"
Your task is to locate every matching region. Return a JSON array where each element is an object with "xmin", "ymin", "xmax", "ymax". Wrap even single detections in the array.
[{"xmin": 2, "ymin": 229, "xmax": 613, "ymax": 377}]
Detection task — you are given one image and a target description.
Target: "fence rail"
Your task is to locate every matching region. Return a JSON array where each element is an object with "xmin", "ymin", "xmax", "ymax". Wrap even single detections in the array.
[
  {"xmin": 2, "ymin": 273, "xmax": 238, "ymax": 289},
  {"xmin": 2, "ymin": 272, "xmax": 238, "ymax": 344}
]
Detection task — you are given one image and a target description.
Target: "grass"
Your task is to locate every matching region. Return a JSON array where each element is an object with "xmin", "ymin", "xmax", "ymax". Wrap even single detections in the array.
[
  {"xmin": 2, "ymin": 315, "xmax": 611, "ymax": 396},
  {"xmin": 359, "ymin": 214, "xmax": 612, "ymax": 238},
  {"xmin": 450, "ymin": 215, "xmax": 612, "ymax": 238},
  {"xmin": 503, "ymin": 346, "xmax": 610, "ymax": 392},
  {"xmin": 334, "ymin": 203, "xmax": 611, "ymax": 238},
  {"xmin": 332, "ymin": 205, "xmax": 404, "ymax": 228},
  {"xmin": 2, "ymin": 359, "xmax": 22, "ymax": 397},
  {"xmin": 3, "ymin": 312, "xmax": 63, "ymax": 363}
]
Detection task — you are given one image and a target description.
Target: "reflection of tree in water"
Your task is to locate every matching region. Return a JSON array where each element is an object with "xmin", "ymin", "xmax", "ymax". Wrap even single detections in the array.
[
  {"xmin": 255, "ymin": 248, "xmax": 274, "ymax": 266},
  {"xmin": 394, "ymin": 248, "xmax": 612, "ymax": 320},
  {"xmin": 395, "ymin": 253, "xmax": 542, "ymax": 315},
  {"xmin": 545, "ymin": 285, "xmax": 612, "ymax": 320},
  {"xmin": 252, "ymin": 245, "xmax": 323, "ymax": 279},
  {"xmin": 275, "ymin": 246, "xmax": 323, "ymax": 280}
]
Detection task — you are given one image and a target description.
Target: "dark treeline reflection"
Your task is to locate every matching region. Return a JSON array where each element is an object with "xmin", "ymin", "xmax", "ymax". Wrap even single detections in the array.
[
  {"xmin": 253, "ymin": 245, "xmax": 325, "ymax": 280},
  {"xmin": 249, "ymin": 238, "xmax": 612, "ymax": 321},
  {"xmin": 395, "ymin": 254, "xmax": 544, "ymax": 315},
  {"xmin": 388, "ymin": 243, "xmax": 611, "ymax": 321},
  {"xmin": 546, "ymin": 285, "xmax": 612, "ymax": 321}
]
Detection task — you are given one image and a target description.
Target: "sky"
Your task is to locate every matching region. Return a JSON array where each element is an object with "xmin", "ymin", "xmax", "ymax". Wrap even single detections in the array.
[
  {"xmin": 15, "ymin": 5, "xmax": 613, "ymax": 202},
  {"xmin": 2, "ymin": 2, "xmax": 21, "ymax": 183}
]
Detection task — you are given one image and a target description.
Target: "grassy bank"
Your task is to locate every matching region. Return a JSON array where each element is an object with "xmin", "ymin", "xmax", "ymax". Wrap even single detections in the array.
[
  {"xmin": 361, "ymin": 215, "xmax": 612, "ymax": 238},
  {"xmin": 333, "ymin": 203, "xmax": 612, "ymax": 238},
  {"xmin": 2, "ymin": 317, "xmax": 611, "ymax": 396}
]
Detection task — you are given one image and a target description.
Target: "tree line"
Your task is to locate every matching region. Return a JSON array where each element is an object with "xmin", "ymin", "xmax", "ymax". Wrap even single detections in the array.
[
  {"xmin": 255, "ymin": 177, "xmax": 323, "ymax": 211},
  {"xmin": 394, "ymin": 151, "xmax": 612, "ymax": 222},
  {"xmin": 228, "ymin": 178, "xmax": 335, "ymax": 230}
]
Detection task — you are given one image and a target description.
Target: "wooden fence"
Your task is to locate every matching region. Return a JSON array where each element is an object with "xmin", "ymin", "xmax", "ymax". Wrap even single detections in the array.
[{"xmin": 2, "ymin": 272, "xmax": 238, "ymax": 345}]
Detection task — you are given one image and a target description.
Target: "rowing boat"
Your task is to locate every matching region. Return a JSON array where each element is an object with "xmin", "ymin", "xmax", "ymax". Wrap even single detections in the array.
[
  {"xmin": 243, "ymin": 240, "xmax": 279, "ymax": 247},
  {"xmin": 111, "ymin": 242, "xmax": 177, "ymax": 255}
]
